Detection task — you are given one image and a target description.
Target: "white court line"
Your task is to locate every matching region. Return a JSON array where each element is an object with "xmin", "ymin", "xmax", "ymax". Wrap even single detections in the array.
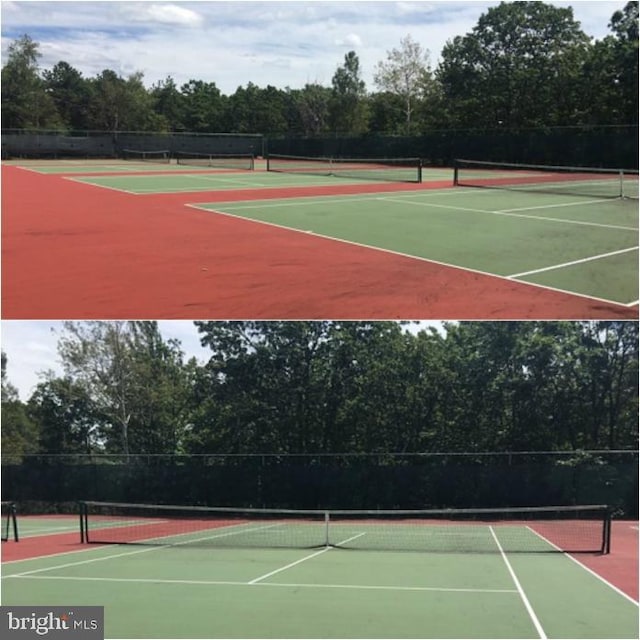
[
  {"xmin": 379, "ymin": 197, "xmax": 638, "ymax": 232},
  {"xmin": 489, "ymin": 526, "xmax": 547, "ymax": 639},
  {"xmin": 189, "ymin": 204, "xmax": 635, "ymax": 309},
  {"xmin": 524, "ymin": 526, "xmax": 639, "ymax": 607},
  {"xmin": 4, "ymin": 523, "xmax": 281, "ymax": 578},
  {"xmin": 5, "ymin": 574, "xmax": 519, "ymax": 594},
  {"xmin": 248, "ymin": 532, "xmax": 366, "ymax": 584},
  {"xmin": 508, "ymin": 246, "xmax": 639, "ymax": 278},
  {"xmin": 16, "ymin": 525, "xmax": 77, "ymax": 536},
  {"xmin": 182, "ymin": 173, "xmax": 271, "ymax": 188},
  {"xmin": 499, "ymin": 198, "xmax": 614, "ymax": 212},
  {"xmin": 64, "ymin": 176, "xmax": 140, "ymax": 195}
]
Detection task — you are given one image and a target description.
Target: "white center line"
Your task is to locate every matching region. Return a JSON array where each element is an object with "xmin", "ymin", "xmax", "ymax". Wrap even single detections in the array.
[
  {"xmin": 489, "ymin": 526, "xmax": 547, "ymax": 639},
  {"xmin": 248, "ymin": 532, "xmax": 366, "ymax": 584}
]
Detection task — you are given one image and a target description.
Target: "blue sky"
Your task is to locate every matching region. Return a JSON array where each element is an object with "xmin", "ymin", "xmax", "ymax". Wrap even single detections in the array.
[{"xmin": 1, "ymin": 1, "xmax": 622, "ymax": 94}]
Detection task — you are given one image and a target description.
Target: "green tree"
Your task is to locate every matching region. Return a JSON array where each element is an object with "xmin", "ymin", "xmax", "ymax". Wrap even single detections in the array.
[
  {"xmin": 436, "ymin": 2, "xmax": 590, "ymax": 127},
  {"xmin": 88, "ymin": 70, "xmax": 159, "ymax": 131},
  {"xmin": 56, "ymin": 321, "xmax": 194, "ymax": 455},
  {"xmin": 180, "ymin": 79, "xmax": 225, "ymax": 132},
  {"xmin": 226, "ymin": 83, "xmax": 288, "ymax": 133},
  {"xmin": 374, "ymin": 35, "xmax": 433, "ymax": 134},
  {"xmin": 1, "ymin": 351, "xmax": 39, "ymax": 460},
  {"xmin": 1, "ymin": 34, "xmax": 60, "ymax": 128},
  {"xmin": 42, "ymin": 61, "xmax": 92, "ymax": 130},
  {"xmin": 125, "ymin": 322, "xmax": 197, "ymax": 454},
  {"xmin": 150, "ymin": 76, "xmax": 185, "ymax": 131},
  {"xmin": 57, "ymin": 321, "xmax": 137, "ymax": 455},
  {"xmin": 28, "ymin": 377, "xmax": 102, "ymax": 453},
  {"xmin": 607, "ymin": 1, "xmax": 638, "ymax": 123},
  {"xmin": 329, "ymin": 51, "xmax": 369, "ymax": 134},
  {"xmin": 288, "ymin": 83, "xmax": 332, "ymax": 135}
]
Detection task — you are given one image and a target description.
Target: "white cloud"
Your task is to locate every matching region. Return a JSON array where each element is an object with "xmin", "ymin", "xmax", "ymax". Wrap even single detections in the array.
[
  {"xmin": 0, "ymin": 1, "xmax": 617, "ymax": 94},
  {"xmin": 336, "ymin": 33, "xmax": 363, "ymax": 48},
  {"xmin": 124, "ymin": 3, "xmax": 204, "ymax": 27}
]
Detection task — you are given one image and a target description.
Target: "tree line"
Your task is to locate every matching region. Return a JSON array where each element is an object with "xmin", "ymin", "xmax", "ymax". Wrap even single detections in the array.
[
  {"xmin": 1, "ymin": 1, "xmax": 637, "ymax": 136},
  {"xmin": 2, "ymin": 321, "xmax": 637, "ymax": 460}
]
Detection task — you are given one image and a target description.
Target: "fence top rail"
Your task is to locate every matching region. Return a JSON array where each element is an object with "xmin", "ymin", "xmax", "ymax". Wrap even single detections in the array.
[{"xmin": 3, "ymin": 449, "xmax": 637, "ymax": 460}]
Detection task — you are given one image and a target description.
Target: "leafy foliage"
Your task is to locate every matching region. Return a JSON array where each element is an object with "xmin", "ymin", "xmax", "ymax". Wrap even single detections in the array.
[
  {"xmin": 5, "ymin": 322, "xmax": 636, "ymax": 457},
  {"xmin": 1, "ymin": 3, "xmax": 637, "ymax": 134}
]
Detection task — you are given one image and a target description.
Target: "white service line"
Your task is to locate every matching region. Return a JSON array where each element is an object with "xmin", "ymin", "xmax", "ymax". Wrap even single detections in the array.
[
  {"xmin": 508, "ymin": 246, "xmax": 639, "ymax": 278},
  {"xmin": 6, "ymin": 574, "xmax": 519, "ymax": 594}
]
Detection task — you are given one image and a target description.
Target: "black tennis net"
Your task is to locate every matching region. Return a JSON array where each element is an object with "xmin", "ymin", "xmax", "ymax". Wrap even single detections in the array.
[
  {"xmin": 176, "ymin": 152, "xmax": 254, "ymax": 170},
  {"xmin": 454, "ymin": 159, "xmax": 639, "ymax": 199},
  {"xmin": 80, "ymin": 502, "xmax": 610, "ymax": 554},
  {"xmin": 121, "ymin": 148, "xmax": 170, "ymax": 164},
  {"xmin": 1, "ymin": 501, "xmax": 19, "ymax": 542},
  {"xmin": 267, "ymin": 154, "xmax": 422, "ymax": 183}
]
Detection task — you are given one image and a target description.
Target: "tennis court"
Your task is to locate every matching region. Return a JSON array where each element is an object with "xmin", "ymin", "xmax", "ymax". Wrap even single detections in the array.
[
  {"xmin": 1, "ymin": 505, "xmax": 638, "ymax": 638},
  {"xmin": 2, "ymin": 156, "xmax": 637, "ymax": 318}
]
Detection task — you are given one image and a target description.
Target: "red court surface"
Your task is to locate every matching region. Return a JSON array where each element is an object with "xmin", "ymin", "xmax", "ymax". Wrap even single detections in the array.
[{"xmin": 3, "ymin": 165, "xmax": 637, "ymax": 319}]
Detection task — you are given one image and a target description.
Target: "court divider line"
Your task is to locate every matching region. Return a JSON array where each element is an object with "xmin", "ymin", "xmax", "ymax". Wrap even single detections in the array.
[
  {"xmin": 188, "ymin": 204, "xmax": 635, "ymax": 309},
  {"xmin": 248, "ymin": 533, "xmax": 366, "ymax": 584},
  {"xmin": 5, "ymin": 574, "xmax": 520, "ymax": 594},
  {"xmin": 489, "ymin": 526, "xmax": 547, "ymax": 639}
]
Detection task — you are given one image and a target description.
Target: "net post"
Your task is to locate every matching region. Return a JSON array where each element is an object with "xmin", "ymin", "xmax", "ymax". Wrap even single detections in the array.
[
  {"xmin": 618, "ymin": 170, "xmax": 624, "ymax": 198},
  {"xmin": 11, "ymin": 503, "xmax": 19, "ymax": 542},
  {"xmin": 603, "ymin": 507, "xmax": 611, "ymax": 554},
  {"xmin": 79, "ymin": 501, "xmax": 87, "ymax": 544},
  {"xmin": 453, "ymin": 161, "xmax": 459, "ymax": 186},
  {"xmin": 417, "ymin": 159, "xmax": 423, "ymax": 184},
  {"xmin": 324, "ymin": 511, "xmax": 330, "ymax": 547}
]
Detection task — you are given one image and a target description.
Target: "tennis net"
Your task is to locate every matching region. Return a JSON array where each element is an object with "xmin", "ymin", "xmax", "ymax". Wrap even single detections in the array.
[
  {"xmin": 121, "ymin": 148, "xmax": 170, "ymax": 164},
  {"xmin": 1, "ymin": 501, "xmax": 19, "ymax": 542},
  {"xmin": 79, "ymin": 502, "xmax": 610, "ymax": 554},
  {"xmin": 267, "ymin": 154, "xmax": 423, "ymax": 183},
  {"xmin": 175, "ymin": 152, "xmax": 254, "ymax": 170},
  {"xmin": 454, "ymin": 159, "xmax": 639, "ymax": 199}
]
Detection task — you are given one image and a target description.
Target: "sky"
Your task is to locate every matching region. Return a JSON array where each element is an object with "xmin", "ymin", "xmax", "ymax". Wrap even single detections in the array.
[
  {"xmin": 0, "ymin": 1, "xmax": 623, "ymax": 95},
  {"xmin": 0, "ymin": 321, "xmax": 212, "ymax": 400}
]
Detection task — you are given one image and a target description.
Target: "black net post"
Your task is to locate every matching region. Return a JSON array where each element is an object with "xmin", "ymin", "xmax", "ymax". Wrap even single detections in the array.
[
  {"xmin": 79, "ymin": 501, "xmax": 88, "ymax": 543},
  {"xmin": 1, "ymin": 502, "xmax": 19, "ymax": 542}
]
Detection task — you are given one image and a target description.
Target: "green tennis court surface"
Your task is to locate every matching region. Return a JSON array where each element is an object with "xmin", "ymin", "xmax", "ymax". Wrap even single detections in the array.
[
  {"xmin": 22, "ymin": 162, "xmax": 241, "ymax": 174},
  {"xmin": 192, "ymin": 187, "xmax": 638, "ymax": 306},
  {"xmin": 11, "ymin": 158, "xmax": 638, "ymax": 308},
  {"xmin": 6, "ymin": 515, "xmax": 78, "ymax": 538},
  {"xmin": 3, "ymin": 537, "xmax": 637, "ymax": 638},
  {"xmin": 66, "ymin": 169, "xmax": 450, "ymax": 193}
]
